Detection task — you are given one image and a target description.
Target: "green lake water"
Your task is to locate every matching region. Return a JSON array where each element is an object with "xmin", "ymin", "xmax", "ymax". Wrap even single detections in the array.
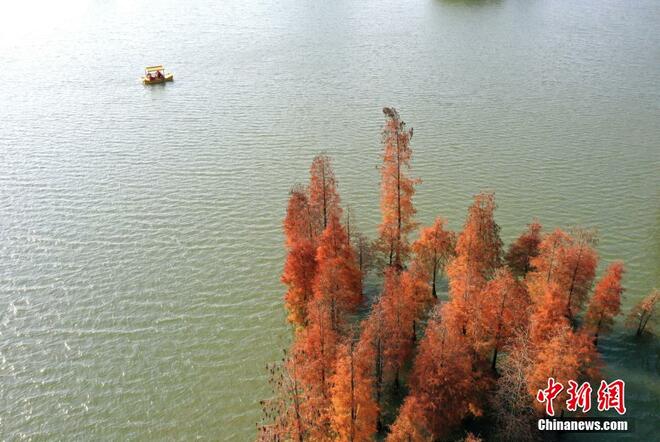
[{"xmin": 0, "ymin": 0, "xmax": 658, "ymax": 439}]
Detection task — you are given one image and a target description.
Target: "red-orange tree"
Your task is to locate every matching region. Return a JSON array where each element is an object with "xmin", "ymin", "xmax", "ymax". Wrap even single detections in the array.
[
  {"xmin": 257, "ymin": 349, "xmax": 309, "ymax": 442},
  {"xmin": 355, "ymin": 269, "xmax": 418, "ymax": 433},
  {"xmin": 505, "ymin": 221, "xmax": 542, "ymax": 278},
  {"xmin": 309, "ymin": 154, "xmax": 342, "ymax": 239},
  {"xmin": 528, "ymin": 282, "xmax": 571, "ymax": 345},
  {"xmin": 293, "ymin": 299, "xmax": 340, "ymax": 440},
  {"xmin": 377, "ymin": 107, "xmax": 418, "ymax": 270},
  {"xmin": 268, "ymin": 120, "xmax": 637, "ymax": 442},
  {"xmin": 314, "ymin": 216, "xmax": 363, "ymax": 330},
  {"xmin": 388, "ymin": 310, "xmax": 478, "ymax": 440},
  {"xmin": 527, "ymin": 325, "xmax": 600, "ymax": 416},
  {"xmin": 525, "ymin": 228, "xmax": 573, "ymax": 301},
  {"xmin": 356, "ymin": 303, "xmax": 386, "ymax": 431},
  {"xmin": 445, "ymin": 192, "xmax": 502, "ymax": 337},
  {"xmin": 585, "ymin": 262, "xmax": 624, "ymax": 345},
  {"xmin": 282, "ymin": 186, "xmax": 317, "ymax": 326},
  {"xmin": 491, "ymin": 331, "xmax": 537, "ymax": 442},
  {"xmin": 385, "ymin": 395, "xmax": 433, "ymax": 442},
  {"xmin": 380, "ymin": 269, "xmax": 417, "ymax": 383},
  {"xmin": 626, "ymin": 289, "xmax": 659, "ymax": 337},
  {"xmin": 330, "ymin": 339, "xmax": 379, "ymax": 442},
  {"xmin": 526, "ymin": 229, "xmax": 598, "ymax": 320},
  {"xmin": 558, "ymin": 230, "xmax": 599, "ymax": 320},
  {"xmin": 400, "ymin": 266, "xmax": 437, "ymax": 341},
  {"xmin": 411, "ymin": 217, "xmax": 455, "ymax": 298},
  {"xmin": 473, "ymin": 268, "xmax": 531, "ymax": 370}
]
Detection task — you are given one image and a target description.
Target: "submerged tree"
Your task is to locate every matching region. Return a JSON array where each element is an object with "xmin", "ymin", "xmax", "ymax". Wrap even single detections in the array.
[
  {"xmin": 257, "ymin": 350, "xmax": 309, "ymax": 442},
  {"xmin": 525, "ymin": 228, "xmax": 598, "ymax": 321},
  {"xmin": 377, "ymin": 107, "xmax": 418, "ymax": 270},
  {"xmin": 525, "ymin": 228, "xmax": 574, "ymax": 301},
  {"xmin": 585, "ymin": 262, "xmax": 624, "ymax": 345},
  {"xmin": 380, "ymin": 269, "xmax": 417, "ymax": 382},
  {"xmin": 559, "ymin": 229, "xmax": 599, "ymax": 320},
  {"xmin": 445, "ymin": 192, "xmax": 503, "ymax": 337},
  {"xmin": 626, "ymin": 289, "xmax": 659, "ymax": 337},
  {"xmin": 357, "ymin": 303, "xmax": 387, "ymax": 431},
  {"xmin": 293, "ymin": 299, "xmax": 340, "ymax": 440},
  {"xmin": 389, "ymin": 309, "xmax": 479, "ymax": 440},
  {"xmin": 474, "ymin": 268, "xmax": 531, "ymax": 371},
  {"xmin": 527, "ymin": 326, "xmax": 600, "ymax": 416},
  {"xmin": 355, "ymin": 268, "xmax": 420, "ymax": 433},
  {"xmin": 491, "ymin": 332, "xmax": 539, "ymax": 442},
  {"xmin": 386, "ymin": 395, "xmax": 433, "ymax": 442},
  {"xmin": 265, "ymin": 116, "xmax": 639, "ymax": 442},
  {"xmin": 282, "ymin": 186, "xmax": 317, "ymax": 326},
  {"xmin": 330, "ymin": 339, "xmax": 379, "ymax": 442},
  {"xmin": 505, "ymin": 221, "xmax": 542, "ymax": 278},
  {"xmin": 528, "ymin": 283, "xmax": 571, "ymax": 345},
  {"xmin": 309, "ymin": 154, "xmax": 342, "ymax": 239},
  {"xmin": 411, "ymin": 217, "xmax": 455, "ymax": 298},
  {"xmin": 314, "ymin": 216, "xmax": 363, "ymax": 330}
]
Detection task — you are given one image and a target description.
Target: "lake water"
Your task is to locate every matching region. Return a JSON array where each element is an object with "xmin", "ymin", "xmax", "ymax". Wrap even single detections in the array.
[{"xmin": 1, "ymin": 0, "xmax": 658, "ymax": 440}]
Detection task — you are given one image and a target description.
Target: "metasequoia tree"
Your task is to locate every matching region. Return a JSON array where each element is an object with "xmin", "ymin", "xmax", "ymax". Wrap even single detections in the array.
[
  {"xmin": 293, "ymin": 299, "xmax": 340, "ymax": 440},
  {"xmin": 626, "ymin": 289, "xmax": 659, "ymax": 337},
  {"xmin": 380, "ymin": 269, "xmax": 417, "ymax": 383},
  {"xmin": 411, "ymin": 217, "xmax": 455, "ymax": 298},
  {"xmin": 282, "ymin": 187, "xmax": 317, "ymax": 326},
  {"xmin": 505, "ymin": 221, "xmax": 542, "ymax": 278},
  {"xmin": 314, "ymin": 216, "xmax": 363, "ymax": 330},
  {"xmin": 445, "ymin": 192, "xmax": 502, "ymax": 336},
  {"xmin": 386, "ymin": 395, "xmax": 433, "ymax": 442},
  {"xmin": 463, "ymin": 433, "xmax": 483, "ymax": 442},
  {"xmin": 558, "ymin": 229, "xmax": 599, "ymax": 320},
  {"xmin": 343, "ymin": 206, "xmax": 376, "ymax": 290},
  {"xmin": 377, "ymin": 107, "xmax": 418, "ymax": 270},
  {"xmin": 491, "ymin": 332, "xmax": 538, "ymax": 442},
  {"xmin": 355, "ymin": 270, "xmax": 418, "ymax": 433},
  {"xmin": 400, "ymin": 266, "xmax": 436, "ymax": 341},
  {"xmin": 525, "ymin": 228, "xmax": 598, "ymax": 320},
  {"xmin": 474, "ymin": 268, "xmax": 531, "ymax": 370},
  {"xmin": 309, "ymin": 154, "xmax": 342, "ymax": 238},
  {"xmin": 330, "ymin": 339, "xmax": 379, "ymax": 442},
  {"xmin": 585, "ymin": 262, "xmax": 624, "ymax": 345},
  {"xmin": 528, "ymin": 283, "xmax": 571, "ymax": 345},
  {"xmin": 266, "ymin": 118, "xmax": 640, "ymax": 442},
  {"xmin": 525, "ymin": 228, "xmax": 573, "ymax": 301},
  {"xmin": 257, "ymin": 350, "xmax": 309, "ymax": 442},
  {"xmin": 357, "ymin": 303, "xmax": 387, "ymax": 431},
  {"xmin": 388, "ymin": 310, "xmax": 478, "ymax": 439},
  {"xmin": 283, "ymin": 185, "xmax": 315, "ymax": 246},
  {"xmin": 527, "ymin": 326, "xmax": 600, "ymax": 416}
]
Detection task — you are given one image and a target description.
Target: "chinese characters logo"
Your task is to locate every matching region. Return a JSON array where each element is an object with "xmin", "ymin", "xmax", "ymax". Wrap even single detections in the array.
[{"xmin": 536, "ymin": 378, "xmax": 626, "ymax": 416}]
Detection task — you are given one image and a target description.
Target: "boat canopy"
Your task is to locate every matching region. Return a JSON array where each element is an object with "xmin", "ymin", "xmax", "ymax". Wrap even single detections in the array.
[{"xmin": 145, "ymin": 65, "xmax": 164, "ymax": 72}]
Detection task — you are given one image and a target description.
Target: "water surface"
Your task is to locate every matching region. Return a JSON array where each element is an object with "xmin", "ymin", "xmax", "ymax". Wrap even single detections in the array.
[{"xmin": 1, "ymin": 0, "xmax": 659, "ymax": 439}]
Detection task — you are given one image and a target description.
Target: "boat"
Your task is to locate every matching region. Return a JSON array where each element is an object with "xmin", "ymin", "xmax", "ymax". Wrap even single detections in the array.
[{"xmin": 142, "ymin": 65, "xmax": 173, "ymax": 84}]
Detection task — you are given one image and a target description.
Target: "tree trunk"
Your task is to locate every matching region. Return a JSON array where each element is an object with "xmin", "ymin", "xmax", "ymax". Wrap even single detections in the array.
[
  {"xmin": 432, "ymin": 261, "xmax": 438, "ymax": 298},
  {"xmin": 566, "ymin": 246, "xmax": 584, "ymax": 321}
]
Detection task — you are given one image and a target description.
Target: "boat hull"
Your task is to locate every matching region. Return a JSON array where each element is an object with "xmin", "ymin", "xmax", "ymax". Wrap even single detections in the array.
[{"xmin": 142, "ymin": 74, "xmax": 174, "ymax": 84}]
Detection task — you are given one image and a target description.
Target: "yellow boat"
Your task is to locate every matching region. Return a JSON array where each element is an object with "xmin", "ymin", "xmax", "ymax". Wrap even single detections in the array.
[{"xmin": 142, "ymin": 65, "xmax": 173, "ymax": 84}]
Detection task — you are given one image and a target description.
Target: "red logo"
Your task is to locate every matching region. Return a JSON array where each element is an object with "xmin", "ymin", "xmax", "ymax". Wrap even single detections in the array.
[
  {"xmin": 536, "ymin": 379, "xmax": 626, "ymax": 416},
  {"xmin": 536, "ymin": 377, "xmax": 564, "ymax": 416},
  {"xmin": 566, "ymin": 380, "xmax": 592, "ymax": 412},
  {"xmin": 597, "ymin": 379, "xmax": 626, "ymax": 415}
]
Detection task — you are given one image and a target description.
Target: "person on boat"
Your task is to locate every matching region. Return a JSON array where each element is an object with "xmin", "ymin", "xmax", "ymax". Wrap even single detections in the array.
[
  {"xmin": 157, "ymin": 70, "xmax": 164, "ymax": 79},
  {"xmin": 147, "ymin": 73, "xmax": 154, "ymax": 81}
]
